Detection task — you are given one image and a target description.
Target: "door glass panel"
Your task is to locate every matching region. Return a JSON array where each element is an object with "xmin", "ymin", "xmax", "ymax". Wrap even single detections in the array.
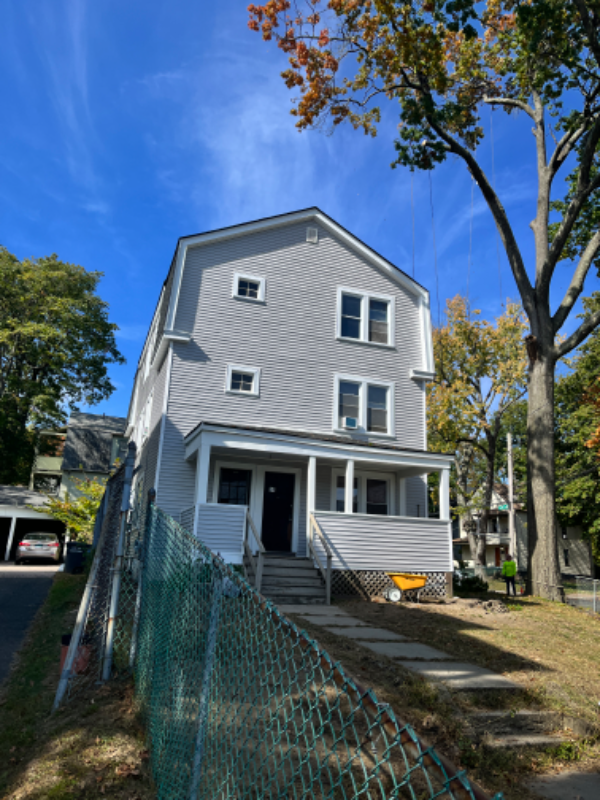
[
  {"xmin": 335, "ymin": 475, "xmax": 358, "ymax": 512},
  {"xmin": 339, "ymin": 381, "xmax": 360, "ymax": 427},
  {"xmin": 366, "ymin": 479, "xmax": 388, "ymax": 515},
  {"xmin": 218, "ymin": 468, "xmax": 252, "ymax": 505}
]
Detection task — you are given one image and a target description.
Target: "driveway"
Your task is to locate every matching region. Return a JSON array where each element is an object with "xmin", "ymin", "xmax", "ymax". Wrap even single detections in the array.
[{"xmin": 0, "ymin": 563, "xmax": 59, "ymax": 685}]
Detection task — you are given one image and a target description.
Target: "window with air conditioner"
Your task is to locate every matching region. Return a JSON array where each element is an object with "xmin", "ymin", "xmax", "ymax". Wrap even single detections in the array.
[
  {"xmin": 334, "ymin": 374, "xmax": 394, "ymax": 436},
  {"xmin": 336, "ymin": 287, "xmax": 394, "ymax": 347},
  {"xmin": 232, "ymin": 273, "xmax": 266, "ymax": 303}
]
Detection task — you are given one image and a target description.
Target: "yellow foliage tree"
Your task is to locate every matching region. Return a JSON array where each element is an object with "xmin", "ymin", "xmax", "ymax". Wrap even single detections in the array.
[{"xmin": 428, "ymin": 296, "xmax": 528, "ymax": 566}]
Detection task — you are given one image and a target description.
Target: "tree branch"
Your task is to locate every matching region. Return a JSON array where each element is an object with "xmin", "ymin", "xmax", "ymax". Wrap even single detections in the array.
[
  {"xmin": 483, "ymin": 96, "xmax": 535, "ymax": 120},
  {"xmin": 553, "ymin": 228, "xmax": 600, "ymax": 333},
  {"xmin": 555, "ymin": 307, "xmax": 600, "ymax": 359},
  {"xmin": 572, "ymin": 0, "xmax": 600, "ymax": 66}
]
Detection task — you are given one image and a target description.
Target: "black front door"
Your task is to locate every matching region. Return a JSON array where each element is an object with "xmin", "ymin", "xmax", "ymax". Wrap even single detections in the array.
[{"xmin": 262, "ymin": 472, "xmax": 295, "ymax": 552}]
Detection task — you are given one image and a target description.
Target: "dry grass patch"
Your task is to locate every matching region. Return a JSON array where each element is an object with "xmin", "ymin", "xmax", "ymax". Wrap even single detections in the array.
[
  {"xmin": 0, "ymin": 574, "xmax": 154, "ymax": 800},
  {"xmin": 288, "ymin": 596, "xmax": 600, "ymax": 800}
]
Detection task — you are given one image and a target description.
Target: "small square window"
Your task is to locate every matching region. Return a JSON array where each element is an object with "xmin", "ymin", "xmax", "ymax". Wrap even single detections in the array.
[
  {"xmin": 226, "ymin": 364, "xmax": 261, "ymax": 396},
  {"xmin": 231, "ymin": 372, "xmax": 254, "ymax": 392},
  {"xmin": 233, "ymin": 273, "xmax": 265, "ymax": 302}
]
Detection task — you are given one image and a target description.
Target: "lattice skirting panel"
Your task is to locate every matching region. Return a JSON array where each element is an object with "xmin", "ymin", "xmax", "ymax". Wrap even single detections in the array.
[{"xmin": 331, "ymin": 570, "xmax": 449, "ymax": 600}]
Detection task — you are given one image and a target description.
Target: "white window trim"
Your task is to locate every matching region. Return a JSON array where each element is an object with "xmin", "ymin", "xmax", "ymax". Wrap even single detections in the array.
[
  {"xmin": 335, "ymin": 286, "xmax": 395, "ymax": 348},
  {"xmin": 330, "ymin": 468, "xmax": 396, "ymax": 516},
  {"xmin": 333, "ymin": 373, "xmax": 395, "ymax": 438},
  {"xmin": 225, "ymin": 364, "xmax": 261, "ymax": 397},
  {"xmin": 232, "ymin": 272, "xmax": 266, "ymax": 303}
]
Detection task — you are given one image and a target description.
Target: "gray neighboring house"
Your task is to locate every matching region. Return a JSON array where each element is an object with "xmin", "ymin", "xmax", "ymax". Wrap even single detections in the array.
[
  {"xmin": 128, "ymin": 208, "xmax": 453, "ymax": 600},
  {"xmin": 0, "ymin": 412, "xmax": 127, "ymax": 561},
  {"xmin": 60, "ymin": 412, "xmax": 128, "ymax": 498}
]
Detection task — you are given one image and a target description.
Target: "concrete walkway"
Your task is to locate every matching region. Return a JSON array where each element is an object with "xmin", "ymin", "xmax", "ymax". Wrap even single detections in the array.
[{"xmin": 280, "ymin": 604, "xmax": 518, "ymax": 690}]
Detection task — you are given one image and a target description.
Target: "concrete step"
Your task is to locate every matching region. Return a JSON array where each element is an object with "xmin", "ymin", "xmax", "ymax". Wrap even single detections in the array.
[
  {"xmin": 483, "ymin": 733, "xmax": 567, "ymax": 750},
  {"xmin": 466, "ymin": 710, "xmax": 561, "ymax": 737}
]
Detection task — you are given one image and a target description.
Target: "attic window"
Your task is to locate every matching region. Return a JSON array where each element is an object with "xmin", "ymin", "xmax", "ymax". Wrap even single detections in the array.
[
  {"xmin": 233, "ymin": 273, "xmax": 265, "ymax": 303},
  {"xmin": 306, "ymin": 227, "xmax": 319, "ymax": 244},
  {"xmin": 226, "ymin": 364, "xmax": 261, "ymax": 397}
]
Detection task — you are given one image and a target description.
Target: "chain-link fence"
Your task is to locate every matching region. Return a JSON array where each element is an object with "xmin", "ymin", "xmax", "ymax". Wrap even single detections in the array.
[
  {"xmin": 134, "ymin": 503, "xmax": 502, "ymax": 800},
  {"xmin": 565, "ymin": 575, "xmax": 600, "ymax": 614}
]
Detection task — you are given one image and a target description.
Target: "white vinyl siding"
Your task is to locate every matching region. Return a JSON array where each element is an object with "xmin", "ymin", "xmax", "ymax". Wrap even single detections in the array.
[{"xmin": 154, "ymin": 221, "xmax": 426, "ymax": 517}]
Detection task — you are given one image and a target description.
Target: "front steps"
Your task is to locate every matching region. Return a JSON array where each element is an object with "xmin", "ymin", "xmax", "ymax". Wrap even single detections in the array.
[{"xmin": 243, "ymin": 553, "xmax": 327, "ymax": 605}]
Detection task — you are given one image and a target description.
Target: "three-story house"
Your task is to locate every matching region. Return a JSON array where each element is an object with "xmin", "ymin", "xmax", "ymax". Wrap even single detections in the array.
[{"xmin": 127, "ymin": 208, "xmax": 452, "ymax": 602}]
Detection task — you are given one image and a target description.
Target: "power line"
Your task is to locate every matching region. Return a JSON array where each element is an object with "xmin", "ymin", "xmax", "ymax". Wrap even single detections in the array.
[
  {"xmin": 428, "ymin": 171, "xmax": 441, "ymax": 326},
  {"xmin": 490, "ymin": 108, "xmax": 503, "ymax": 308}
]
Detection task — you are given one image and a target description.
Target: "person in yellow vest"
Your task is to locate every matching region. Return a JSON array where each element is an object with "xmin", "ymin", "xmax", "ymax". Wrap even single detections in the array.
[{"xmin": 501, "ymin": 552, "xmax": 517, "ymax": 597}]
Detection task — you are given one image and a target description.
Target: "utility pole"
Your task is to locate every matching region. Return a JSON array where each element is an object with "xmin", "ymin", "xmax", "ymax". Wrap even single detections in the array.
[{"xmin": 507, "ymin": 432, "xmax": 517, "ymax": 565}]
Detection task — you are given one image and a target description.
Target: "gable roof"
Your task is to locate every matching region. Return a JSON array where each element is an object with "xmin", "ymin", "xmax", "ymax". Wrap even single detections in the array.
[
  {"xmin": 153, "ymin": 207, "xmax": 434, "ymax": 377},
  {"xmin": 62, "ymin": 412, "xmax": 128, "ymax": 473}
]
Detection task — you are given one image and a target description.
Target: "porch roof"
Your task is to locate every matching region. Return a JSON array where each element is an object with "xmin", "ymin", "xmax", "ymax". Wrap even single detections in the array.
[{"xmin": 184, "ymin": 421, "xmax": 453, "ymax": 472}]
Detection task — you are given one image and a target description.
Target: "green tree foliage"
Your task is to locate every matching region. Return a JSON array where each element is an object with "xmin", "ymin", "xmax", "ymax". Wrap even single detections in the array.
[
  {"xmin": 554, "ymin": 294, "xmax": 600, "ymax": 563},
  {"xmin": 0, "ymin": 248, "xmax": 124, "ymax": 484},
  {"xmin": 428, "ymin": 296, "xmax": 528, "ymax": 564},
  {"xmin": 41, "ymin": 476, "xmax": 106, "ymax": 544}
]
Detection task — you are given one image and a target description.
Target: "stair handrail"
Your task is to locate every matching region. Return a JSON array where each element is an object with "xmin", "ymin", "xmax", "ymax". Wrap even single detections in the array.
[
  {"xmin": 244, "ymin": 508, "xmax": 265, "ymax": 594},
  {"xmin": 308, "ymin": 513, "xmax": 332, "ymax": 606}
]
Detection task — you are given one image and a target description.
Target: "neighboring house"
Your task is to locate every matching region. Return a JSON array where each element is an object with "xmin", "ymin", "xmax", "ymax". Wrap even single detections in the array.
[
  {"xmin": 0, "ymin": 412, "xmax": 127, "ymax": 561},
  {"xmin": 128, "ymin": 208, "xmax": 453, "ymax": 602},
  {"xmin": 60, "ymin": 411, "xmax": 128, "ymax": 498},
  {"xmin": 453, "ymin": 483, "xmax": 594, "ymax": 577}
]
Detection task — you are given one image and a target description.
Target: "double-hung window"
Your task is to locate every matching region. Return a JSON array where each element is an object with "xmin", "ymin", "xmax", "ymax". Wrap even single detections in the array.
[
  {"xmin": 334, "ymin": 374, "xmax": 394, "ymax": 436},
  {"xmin": 333, "ymin": 471, "xmax": 393, "ymax": 515},
  {"xmin": 232, "ymin": 273, "xmax": 266, "ymax": 302},
  {"xmin": 336, "ymin": 287, "xmax": 394, "ymax": 347},
  {"xmin": 226, "ymin": 364, "xmax": 261, "ymax": 396}
]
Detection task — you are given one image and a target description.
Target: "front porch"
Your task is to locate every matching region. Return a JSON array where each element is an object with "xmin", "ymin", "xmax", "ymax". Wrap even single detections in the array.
[{"xmin": 182, "ymin": 423, "xmax": 453, "ymax": 601}]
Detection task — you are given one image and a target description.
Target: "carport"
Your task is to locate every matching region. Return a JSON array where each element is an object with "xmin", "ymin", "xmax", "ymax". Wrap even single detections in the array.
[{"xmin": 0, "ymin": 486, "xmax": 66, "ymax": 561}]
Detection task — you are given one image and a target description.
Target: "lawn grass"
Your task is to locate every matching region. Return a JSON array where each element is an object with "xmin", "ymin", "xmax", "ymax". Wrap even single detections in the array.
[{"xmin": 0, "ymin": 574, "xmax": 154, "ymax": 800}]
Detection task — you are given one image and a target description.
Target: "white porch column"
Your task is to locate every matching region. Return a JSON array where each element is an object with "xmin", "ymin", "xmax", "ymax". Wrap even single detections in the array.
[
  {"xmin": 439, "ymin": 468, "xmax": 450, "ymax": 521},
  {"xmin": 195, "ymin": 439, "xmax": 212, "ymax": 506},
  {"xmin": 344, "ymin": 460, "xmax": 354, "ymax": 514},
  {"xmin": 307, "ymin": 456, "xmax": 316, "ymax": 546},
  {"xmin": 399, "ymin": 477, "xmax": 407, "ymax": 516},
  {"xmin": 4, "ymin": 515, "xmax": 17, "ymax": 561}
]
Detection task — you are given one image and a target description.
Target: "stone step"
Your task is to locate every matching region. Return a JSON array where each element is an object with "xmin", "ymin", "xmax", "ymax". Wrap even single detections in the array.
[
  {"xmin": 466, "ymin": 710, "xmax": 561, "ymax": 737},
  {"xmin": 484, "ymin": 733, "xmax": 567, "ymax": 750}
]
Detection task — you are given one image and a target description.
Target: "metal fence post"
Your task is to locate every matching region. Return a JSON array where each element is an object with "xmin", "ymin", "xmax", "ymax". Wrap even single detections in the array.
[
  {"xmin": 102, "ymin": 441, "xmax": 136, "ymax": 681},
  {"xmin": 189, "ymin": 574, "xmax": 224, "ymax": 800},
  {"xmin": 129, "ymin": 488, "xmax": 155, "ymax": 669}
]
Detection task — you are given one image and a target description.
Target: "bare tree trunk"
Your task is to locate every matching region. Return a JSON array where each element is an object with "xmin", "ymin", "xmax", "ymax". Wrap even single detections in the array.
[{"xmin": 526, "ymin": 352, "xmax": 564, "ymax": 601}]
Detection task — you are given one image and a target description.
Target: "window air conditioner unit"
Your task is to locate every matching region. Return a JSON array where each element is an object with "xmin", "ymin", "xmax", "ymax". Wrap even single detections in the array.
[{"xmin": 343, "ymin": 417, "xmax": 358, "ymax": 430}]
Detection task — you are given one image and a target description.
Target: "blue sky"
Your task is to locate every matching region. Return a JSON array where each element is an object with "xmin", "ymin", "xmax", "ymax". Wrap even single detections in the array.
[{"xmin": 2, "ymin": 0, "xmax": 597, "ymax": 419}]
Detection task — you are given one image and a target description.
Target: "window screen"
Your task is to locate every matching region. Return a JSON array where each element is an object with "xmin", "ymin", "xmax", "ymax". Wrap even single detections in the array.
[
  {"xmin": 367, "ymin": 385, "xmax": 388, "ymax": 433},
  {"xmin": 218, "ymin": 468, "xmax": 252, "ymax": 506},
  {"xmin": 339, "ymin": 381, "xmax": 360, "ymax": 427},
  {"xmin": 231, "ymin": 371, "xmax": 254, "ymax": 393},
  {"xmin": 369, "ymin": 299, "xmax": 389, "ymax": 343},
  {"xmin": 366, "ymin": 479, "xmax": 388, "ymax": 515},
  {"xmin": 237, "ymin": 278, "xmax": 260, "ymax": 299},
  {"xmin": 335, "ymin": 475, "xmax": 358, "ymax": 512},
  {"xmin": 341, "ymin": 294, "xmax": 362, "ymax": 339}
]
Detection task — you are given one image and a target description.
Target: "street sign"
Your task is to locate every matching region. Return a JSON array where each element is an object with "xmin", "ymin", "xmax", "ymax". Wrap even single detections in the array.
[{"xmin": 498, "ymin": 503, "xmax": 509, "ymax": 510}]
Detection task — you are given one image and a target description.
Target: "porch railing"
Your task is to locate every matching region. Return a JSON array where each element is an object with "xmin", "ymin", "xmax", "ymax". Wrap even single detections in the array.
[
  {"xmin": 308, "ymin": 513, "xmax": 332, "ymax": 606},
  {"xmin": 244, "ymin": 509, "xmax": 265, "ymax": 594}
]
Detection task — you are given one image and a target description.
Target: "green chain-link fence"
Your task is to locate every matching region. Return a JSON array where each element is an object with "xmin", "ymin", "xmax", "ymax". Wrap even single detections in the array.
[{"xmin": 133, "ymin": 503, "xmax": 502, "ymax": 800}]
